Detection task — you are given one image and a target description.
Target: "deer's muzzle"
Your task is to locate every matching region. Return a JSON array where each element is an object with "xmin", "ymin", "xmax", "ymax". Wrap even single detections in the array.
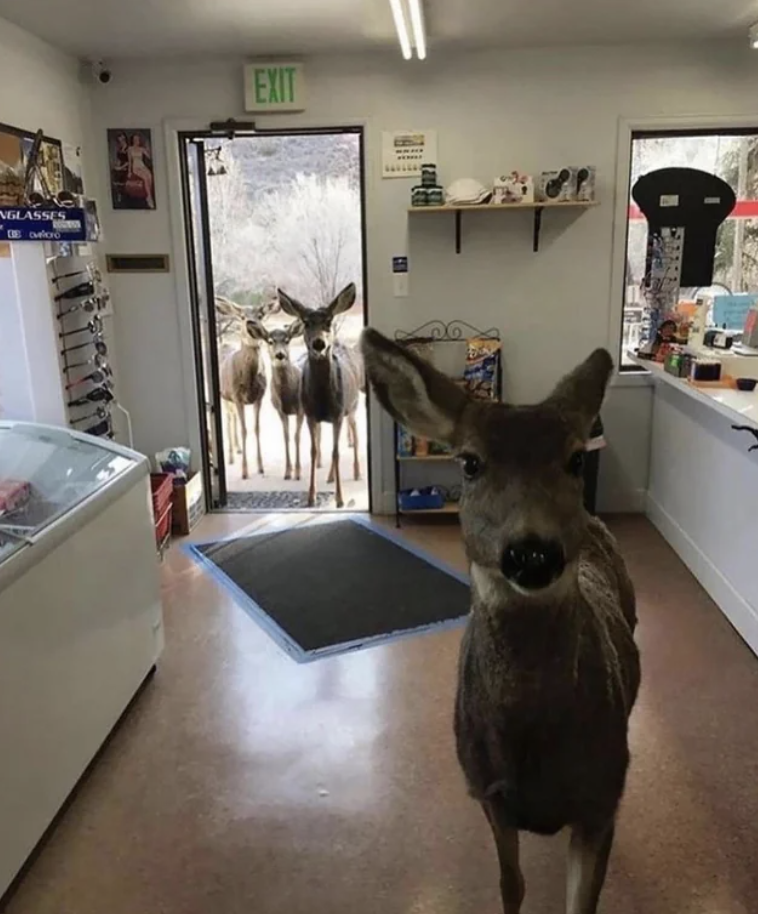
[{"xmin": 500, "ymin": 536, "xmax": 566, "ymax": 592}]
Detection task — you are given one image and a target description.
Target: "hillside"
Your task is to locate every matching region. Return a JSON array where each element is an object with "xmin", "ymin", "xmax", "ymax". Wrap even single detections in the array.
[{"xmin": 208, "ymin": 133, "xmax": 361, "ymax": 201}]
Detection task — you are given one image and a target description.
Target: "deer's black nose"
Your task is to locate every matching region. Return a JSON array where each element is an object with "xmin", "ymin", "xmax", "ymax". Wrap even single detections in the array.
[
  {"xmin": 275, "ymin": 352, "xmax": 286, "ymax": 360},
  {"xmin": 312, "ymin": 339, "xmax": 326, "ymax": 353},
  {"xmin": 501, "ymin": 537, "xmax": 566, "ymax": 591}
]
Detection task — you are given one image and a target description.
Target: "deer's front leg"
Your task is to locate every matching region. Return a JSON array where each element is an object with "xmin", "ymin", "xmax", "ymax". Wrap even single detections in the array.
[
  {"xmin": 483, "ymin": 796, "xmax": 524, "ymax": 914},
  {"xmin": 294, "ymin": 411, "xmax": 303, "ymax": 481},
  {"xmin": 281, "ymin": 412, "xmax": 292, "ymax": 480},
  {"xmin": 331, "ymin": 417, "xmax": 344, "ymax": 508},
  {"xmin": 254, "ymin": 400, "xmax": 264, "ymax": 475},
  {"xmin": 307, "ymin": 418, "xmax": 318, "ymax": 507},
  {"xmin": 235, "ymin": 401, "xmax": 248, "ymax": 479},
  {"xmin": 566, "ymin": 819, "xmax": 615, "ymax": 914},
  {"xmin": 315, "ymin": 423, "xmax": 323, "ymax": 469},
  {"xmin": 348, "ymin": 412, "xmax": 361, "ymax": 480},
  {"xmin": 225, "ymin": 403, "xmax": 235, "ymax": 465}
]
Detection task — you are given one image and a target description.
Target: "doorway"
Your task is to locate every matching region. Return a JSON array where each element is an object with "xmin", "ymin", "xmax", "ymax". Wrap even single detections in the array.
[{"xmin": 179, "ymin": 127, "xmax": 370, "ymax": 513}]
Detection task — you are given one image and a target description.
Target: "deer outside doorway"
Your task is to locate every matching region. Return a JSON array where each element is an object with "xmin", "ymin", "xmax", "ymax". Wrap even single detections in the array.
[{"xmin": 181, "ymin": 127, "xmax": 370, "ymax": 513}]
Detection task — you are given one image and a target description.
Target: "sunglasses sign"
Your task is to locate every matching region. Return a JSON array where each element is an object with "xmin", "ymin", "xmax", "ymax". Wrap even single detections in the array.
[{"xmin": 0, "ymin": 207, "xmax": 89, "ymax": 242}]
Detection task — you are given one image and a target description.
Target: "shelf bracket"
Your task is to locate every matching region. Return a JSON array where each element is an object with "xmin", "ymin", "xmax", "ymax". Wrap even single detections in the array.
[
  {"xmin": 533, "ymin": 206, "xmax": 544, "ymax": 253},
  {"xmin": 455, "ymin": 210, "xmax": 462, "ymax": 254}
]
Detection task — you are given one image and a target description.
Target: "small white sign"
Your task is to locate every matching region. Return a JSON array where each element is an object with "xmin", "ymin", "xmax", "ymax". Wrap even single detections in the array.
[
  {"xmin": 244, "ymin": 62, "xmax": 305, "ymax": 113},
  {"xmin": 660, "ymin": 194, "xmax": 679, "ymax": 208},
  {"xmin": 382, "ymin": 130, "xmax": 437, "ymax": 179}
]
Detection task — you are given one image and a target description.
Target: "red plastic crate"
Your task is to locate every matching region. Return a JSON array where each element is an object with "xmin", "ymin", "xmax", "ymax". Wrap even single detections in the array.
[{"xmin": 150, "ymin": 473, "xmax": 173, "ymax": 554}]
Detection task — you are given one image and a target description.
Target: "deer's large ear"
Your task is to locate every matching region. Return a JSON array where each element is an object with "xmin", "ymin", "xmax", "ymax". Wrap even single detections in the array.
[
  {"xmin": 328, "ymin": 283, "xmax": 356, "ymax": 317},
  {"xmin": 286, "ymin": 320, "xmax": 304, "ymax": 341},
  {"xmin": 278, "ymin": 289, "xmax": 308, "ymax": 320},
  {"xmin": 246, "ymin": 320, "xmax": 269, "ymax": 343},
  {"xmin": 361, "ymin": 328, "xmax": 468, "ymax": 445},
  {"xmin": 546, "ymin": 348, "xmax": 613, "ymax": 437}
]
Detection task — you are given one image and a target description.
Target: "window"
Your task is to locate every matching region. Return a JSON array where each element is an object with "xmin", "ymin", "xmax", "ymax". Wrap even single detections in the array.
[{"xmin": 621, "ymin": 128, "xmax": 758, "ymax": 367}]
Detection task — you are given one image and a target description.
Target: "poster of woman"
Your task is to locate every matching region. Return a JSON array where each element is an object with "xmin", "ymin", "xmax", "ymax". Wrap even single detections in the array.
[{"xmin": 108, "ymin": 128, "xmax": 156, "ymax": 210}]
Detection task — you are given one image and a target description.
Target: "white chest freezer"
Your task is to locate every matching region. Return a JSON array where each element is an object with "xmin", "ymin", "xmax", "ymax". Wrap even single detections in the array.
[{"xmin": 0, "ymin": 421, "xmax": 164, "ymax": 897}]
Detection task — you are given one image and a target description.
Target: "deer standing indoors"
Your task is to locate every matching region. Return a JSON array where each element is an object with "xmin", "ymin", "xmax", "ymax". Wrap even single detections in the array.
[
  {"xmin": 361, "ymin": 328, "xmax": 640, "ymax": 914},
  {"xmin": 278, "ymin": 284, "xmax": 363, "ymax": 508}
]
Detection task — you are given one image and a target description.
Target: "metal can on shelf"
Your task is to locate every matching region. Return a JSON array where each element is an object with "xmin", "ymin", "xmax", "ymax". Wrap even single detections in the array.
[
  {"xmin": 411, "ymin": 186, "xmax": 429, "ymax": 207},
  {"xmin": 421, "ymin": 163, "xmax": 437, "ymax": 186},
  {"xmin": 426, "ymin": 185, "xmax": 444, "ymax": 206}
]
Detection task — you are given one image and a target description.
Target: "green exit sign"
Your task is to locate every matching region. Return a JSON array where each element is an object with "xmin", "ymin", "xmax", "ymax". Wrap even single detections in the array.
[{"xmin": 244, "ymin": 62, "xmax": 305, "ymax": 113}]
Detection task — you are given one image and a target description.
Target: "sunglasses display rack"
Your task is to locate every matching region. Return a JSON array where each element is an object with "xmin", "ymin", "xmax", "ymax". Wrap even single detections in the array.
[{"xmin": 49, "ymin": 249, "xmax": 125, "ymax": 442}]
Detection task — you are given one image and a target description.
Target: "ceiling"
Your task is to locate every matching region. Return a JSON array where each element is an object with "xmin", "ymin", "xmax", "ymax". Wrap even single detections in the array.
[{"xmin": 0, "ymin": 0, "xmax": 755, "ymax": 60}]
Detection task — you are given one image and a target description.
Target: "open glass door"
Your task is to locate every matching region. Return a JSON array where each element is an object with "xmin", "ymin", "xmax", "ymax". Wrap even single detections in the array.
[{"xmin": 179, "ymin": 137, "xmax": 227, "ymax": 508}]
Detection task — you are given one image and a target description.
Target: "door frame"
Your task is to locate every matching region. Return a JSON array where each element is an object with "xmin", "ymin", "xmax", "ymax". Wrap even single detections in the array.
[{"xmin": 175, "ymin": 123, "xmax": 373, "ymax": 512}]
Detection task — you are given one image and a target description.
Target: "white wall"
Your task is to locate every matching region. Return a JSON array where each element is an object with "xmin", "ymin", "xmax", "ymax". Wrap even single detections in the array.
[
  {"xmin": 0, "ymin": 18, "xmax": 92, "ymax": 177},
  {"xmin": 87, "ymin": 42, "xmax": 758, "ymax": 510}
]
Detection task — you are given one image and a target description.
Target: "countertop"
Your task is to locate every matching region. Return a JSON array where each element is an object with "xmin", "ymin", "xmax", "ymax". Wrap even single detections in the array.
[{"xmin": 629, "ymin": 355, "xmax": 758, "ymax": 432}]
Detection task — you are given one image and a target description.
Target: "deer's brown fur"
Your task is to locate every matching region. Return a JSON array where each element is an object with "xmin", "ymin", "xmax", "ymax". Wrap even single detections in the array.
[{"xmin": 361, "ymin": 328, "xmax": 640, "ymax": 914}]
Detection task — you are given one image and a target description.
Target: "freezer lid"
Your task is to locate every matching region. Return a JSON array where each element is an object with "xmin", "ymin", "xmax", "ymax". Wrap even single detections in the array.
[{"xmin": 0, "ymin": 421, "xmax": 147, "ymax": 559}]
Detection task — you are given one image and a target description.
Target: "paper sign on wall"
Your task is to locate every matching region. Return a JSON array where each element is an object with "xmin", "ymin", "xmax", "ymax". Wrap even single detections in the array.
[
  {"xmin": 382, "ymin": 130, "xmax": 437, "ymax": 179},
  {"xmin": 244, "ymin": 63, "xmax": 305, "ymax": 113}
]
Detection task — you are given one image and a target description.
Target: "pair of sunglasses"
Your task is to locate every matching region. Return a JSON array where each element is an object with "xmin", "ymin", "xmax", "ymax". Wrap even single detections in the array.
[
  {"xmin": 65, "ymin": 367, "xmax": 112, "ymax": 390},
  {"xmin": 62, "ymin": 337, "xmax": 107, "ymax": 357},
  {"xmin": 54, "ymin": 280, "xmax": 96, "ymax": 302},
  {"xmin": 67, "ymin": 351, "xmax": 109, "ymax": 370},
  {"xmin": 28, "ymin": 190, "xmax": 79, "ymax": 208},
  {"xmin": 52, "ymin": 265, "xmax": 101, "ymax": 285},
  {"xmin": 71, "ymin": 406, "xmax": 110, "ymax": 426},
  {"xmin": 68, "ymin": 385, "xmax": 113, "ymax": 408},
  {"xmin": 59, "ymin": 316, "xmax": 104, "ymax": 339},
  {"xmin": 82, "ymin": 417, "xmax": 113, "ymax": 438},
  {"xmin": 59, "ymin": 295, "xmax": 109, "ymax": 318}
]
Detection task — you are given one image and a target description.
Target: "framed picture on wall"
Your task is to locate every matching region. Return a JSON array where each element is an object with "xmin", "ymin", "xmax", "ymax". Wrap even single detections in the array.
[
  {"xmin": 107, "ymin": 128, "xmax": 156, "ymax": 210},
  {"xmin": 0, "ymin": 122, "xmax": 64, "ymax": 205}
]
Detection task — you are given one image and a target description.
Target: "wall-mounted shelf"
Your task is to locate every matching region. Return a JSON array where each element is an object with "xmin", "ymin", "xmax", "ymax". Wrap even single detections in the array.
[
  {"xmin": 399, "ymin": 504, "xmax": 460, "ymax": 516},
  {"xmin": 407, "ymin": 200, "xmax": 599, "ymax": 253}
]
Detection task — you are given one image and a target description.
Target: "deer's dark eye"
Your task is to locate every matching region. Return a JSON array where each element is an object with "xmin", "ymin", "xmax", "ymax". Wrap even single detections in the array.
[
  {"xmin": 567, "ymin": 450, "xmax": 585, "ymax": 477},
  {"xmin": 459, "ymin": 453, "xmax": 483, "ymax": 480}
]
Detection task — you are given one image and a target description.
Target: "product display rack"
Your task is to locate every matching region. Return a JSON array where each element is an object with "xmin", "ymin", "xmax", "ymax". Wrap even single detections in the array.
[
  {"xmin": 53, "ymin": 252, "xmax": 116, "ymax": 440},
  {"xmin": 393, "ymin": 320, "xmax": 502, "ymax": 527}
]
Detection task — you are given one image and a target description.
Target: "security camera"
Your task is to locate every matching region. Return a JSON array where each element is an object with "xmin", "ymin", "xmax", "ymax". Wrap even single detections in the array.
[{"xmin": 92, "ymin": 61, "xmax": 112, "ymax": 84}]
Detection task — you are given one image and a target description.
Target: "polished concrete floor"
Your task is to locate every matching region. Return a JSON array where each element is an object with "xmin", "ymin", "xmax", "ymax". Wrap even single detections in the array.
[{"xmin": 4, "ymin": 514, "xmax": 758, "ymax": 914}]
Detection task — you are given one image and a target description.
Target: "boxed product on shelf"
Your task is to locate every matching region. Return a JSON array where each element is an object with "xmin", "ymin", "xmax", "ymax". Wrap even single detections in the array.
[
  {"xmin": 397, "ymin": 425, "xmax": 414, "ymax": 456},
  {"xmin": 538, "ymin": 168, "xmax": 574, "ymax": 202},
  {"xmin": 414, "ymin": 437, "xmax": 430, "ymax": 457},
  {"xmin": 572, "ymin": 166, "xmax": 597, "ymax": 202},
  {"xmin": 398, "ymin": 486, "xmax": 445, "ymax": 511},
  {"xmin": 462, "ymin": 337, "xmax": 501, "ymax": 400},
  {"xmin": 493, "ymin": 171, "xmax": 535, "ymax": 205}
]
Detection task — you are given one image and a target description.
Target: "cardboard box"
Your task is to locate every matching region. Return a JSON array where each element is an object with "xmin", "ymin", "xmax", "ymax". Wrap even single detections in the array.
[
  {"xmin": 493, "ymin": 172, "xmax": 535, "ymax": 205},
  {"xmin": 171, "ymin": 472, "xmax": 204, "ymax": 535}
]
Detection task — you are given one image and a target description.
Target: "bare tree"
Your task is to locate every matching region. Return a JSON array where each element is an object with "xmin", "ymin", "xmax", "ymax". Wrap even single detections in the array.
[
  {"xmin": 206, "ymin": 152, "xmax": 269, "ymax": 298},
  {"xmin": 256, "ymin": 174, "xmax": 362, "ymax": 306}
]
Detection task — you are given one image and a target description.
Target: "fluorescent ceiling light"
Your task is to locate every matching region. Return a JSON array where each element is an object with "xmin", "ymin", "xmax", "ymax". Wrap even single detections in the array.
[
  {"xmin": 389, "ymin": 0, "xmax": 412, "ymax": 60},
  {"xmin": 750, "ymin": 22, "xmax": 758, "ymax": 48},
  {"xmin": 408, "ymin": 0, "xmax": 427, "ymax": 60}
]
